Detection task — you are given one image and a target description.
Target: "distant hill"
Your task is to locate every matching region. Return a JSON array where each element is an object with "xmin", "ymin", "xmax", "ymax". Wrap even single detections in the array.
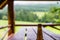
[
  {"xmin": 14, "ymin": 3, "xmax": 60, "ymax": 12},
  {"xmin": 1, "ymin": 3, "xmax": 60, "ymax": 12}
]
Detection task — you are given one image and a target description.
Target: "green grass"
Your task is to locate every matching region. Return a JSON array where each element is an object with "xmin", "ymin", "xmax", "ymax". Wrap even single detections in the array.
[
  {"xmin": 33, "ymin": 12, "xmax": 48, "ymax": 18},
  {"xmin": 45, "ymin": 26, "xmax": 60, "ymax": 34}
]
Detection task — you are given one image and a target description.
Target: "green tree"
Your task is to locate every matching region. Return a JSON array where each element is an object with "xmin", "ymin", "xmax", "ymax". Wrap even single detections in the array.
[
  {"xmin": 15, "ymin": 9, "xmax": 38, "ymax": 22},
  {"xmin": 0, "ymin": 13, "xmax": 3, "ymax": 19}
]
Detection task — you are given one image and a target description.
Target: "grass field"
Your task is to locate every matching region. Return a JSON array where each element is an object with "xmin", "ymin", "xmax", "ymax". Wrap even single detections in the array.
[
  {"xmin": 45, "ymin": 26, "xmax": 60, "ymax": 34},
  {"xmin": 33, "ymin": 12, "xmax": 48, "ymax": 18}
]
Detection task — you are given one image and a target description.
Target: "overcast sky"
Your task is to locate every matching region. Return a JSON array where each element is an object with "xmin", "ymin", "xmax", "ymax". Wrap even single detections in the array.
[{"xmin": 14, "ymin": 1, "xmax": 60, "ymax": 5}]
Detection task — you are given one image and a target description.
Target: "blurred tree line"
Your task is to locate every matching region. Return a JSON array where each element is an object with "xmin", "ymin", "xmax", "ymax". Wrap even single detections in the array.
[
  {"xmin": 15, "ymin": 9, "xmax": 38, "ymax": 22},
  {"xmin": 0, "ymin": 6, "xmax": 60, "ymax": 23},
  {"xmin": 40, "ymin": 7, "xmax": 60, "ymax": 23},
  {"xmin": 0, "ymin": 9, "xmax": 38, "ymax": 22}
]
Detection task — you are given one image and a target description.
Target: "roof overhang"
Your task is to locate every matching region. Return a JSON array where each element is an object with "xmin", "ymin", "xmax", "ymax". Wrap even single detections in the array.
[{"xmin": 0, "ymin": 0, "xmax": 7, "ymax": 9}]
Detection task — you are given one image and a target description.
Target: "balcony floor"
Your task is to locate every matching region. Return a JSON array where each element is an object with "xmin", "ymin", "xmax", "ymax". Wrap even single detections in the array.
[{"xmin": 8, "ymin": 27, "xmax": 60, "ymax": 40}]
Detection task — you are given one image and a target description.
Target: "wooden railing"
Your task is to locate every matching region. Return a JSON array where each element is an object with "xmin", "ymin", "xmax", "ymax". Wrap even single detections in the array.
[
  {"xmin": 15, "ymin": 24, "xmax": 60, "ymax": 26},
  {"xmin": 0, "ymin": 24, "xmax": 60, "ymax": 40},
  {"xmin": 0, "ymin": 25, "xmax": 11, "ymax": 29},
  {"xmin": 0, "ymin": 25, "xmax": 11, "ymax": 40},
  {"xmin": 15, "ymin": 24, "xmax": 43, "ymax": 40},
  {"xmin": 15, "ymin": 24, "xmax": 60, "ymax": 40}
]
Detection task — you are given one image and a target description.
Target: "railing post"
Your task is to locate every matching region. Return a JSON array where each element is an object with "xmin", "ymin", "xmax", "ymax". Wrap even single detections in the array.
[
  {"xmin": 37, "ymin": 24, "xmax": 43, "ymax": 40},
  {"xmin": 8, "ymin": 0, "xmax": 15, "ymax": 36}
]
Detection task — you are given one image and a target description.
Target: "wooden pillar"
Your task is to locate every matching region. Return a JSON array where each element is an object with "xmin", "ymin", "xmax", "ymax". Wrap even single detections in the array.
[
  {"xmin": 8, "ymin": 0, "xmax": 15, "ymax": 36},
  {"xmin": 37, "ymin": 24, "xmax": 43, "ymax": 40}
]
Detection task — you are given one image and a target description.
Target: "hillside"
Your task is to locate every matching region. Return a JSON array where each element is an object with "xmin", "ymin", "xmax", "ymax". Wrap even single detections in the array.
[
  {"xmin": 1, "ymin": 3, "xmax": 60, "ymax": 12},
  {"xmin": 14, "ymin": 4, "xmax": 60, "ymax": 12}
]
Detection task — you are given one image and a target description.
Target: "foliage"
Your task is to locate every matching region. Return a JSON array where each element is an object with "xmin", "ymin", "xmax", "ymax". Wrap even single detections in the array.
[
  {"xmin": 40, "ymin": 13, "xmax": 54, "ymax": 23},
  {"xmin": 40, "ymin": 7, "xmax": 60, "ymax": 23},
  {"xmin": 0, "ymin": 13, "xmax": 3, "ymax": 19},
  {"xmin": 0, "ymin": 4, "xmax": 60, "ymax": 23},
  {"xmin": 15, "ymin": 9, "xmax": 38, "ymax": 22}
]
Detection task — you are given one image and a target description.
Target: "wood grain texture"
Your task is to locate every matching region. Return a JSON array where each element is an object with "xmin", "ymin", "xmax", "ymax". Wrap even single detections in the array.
[
  {"xmin": 0, "ymin": 0, "xmax": 7, "ymax": 9},
  {"xmin": 8, "ymin": 0, "xmax": 15, "ymax": 36},
  {"xmin": 14, "ymin": 0, "xmax": 60, "ymax": 1},
  {"xmin": 37, "ymin": 24, "xmax": 43, "ymax": 40}
]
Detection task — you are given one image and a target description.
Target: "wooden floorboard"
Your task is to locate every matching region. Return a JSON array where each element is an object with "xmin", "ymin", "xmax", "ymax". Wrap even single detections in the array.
[
  {"xmin": 9, "ymin": 26, "xmax": 60, "ymax": 40},
  {"xmin": 10, "ymin": 27, "xmax": 25, "ymax": 40},
  {"xmin": 27, "ymin": 27, "xmax": 37, "ymax": 40}
]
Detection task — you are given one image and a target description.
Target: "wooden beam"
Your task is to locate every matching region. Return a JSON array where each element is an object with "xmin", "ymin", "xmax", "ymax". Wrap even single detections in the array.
[
  {"xmin": 0, "ymin": 0, "xmax": 7, "ymax": 9},
  {"xmin": 8, "ymin": 0, "xmax": 15, "ymax": 36},
  {"xmin": 15, "ymin": 24, "xmax": 60, "ymax": 27},
  {"xmin": 0, "ymin": 25, "xmax": 11, "ymax": 29},
  {"xmin": 42, "ymin": 24, "xmax": 60, "ymax": 26},
  {"xmin": 37, "ymin": 24, "xmax": 43, "ymax": 40},
  {"xmin": 15, "ymin": 24, "xmax": 38, "ymax": 26},
  {"xmin": 14, "ymin": 0, "xmax": 59, "ymax": 1}
]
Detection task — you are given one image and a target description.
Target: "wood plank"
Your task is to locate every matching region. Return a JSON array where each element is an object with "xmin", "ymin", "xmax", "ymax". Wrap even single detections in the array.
[
  {"xmin": 14, "ymin": 0, "xmax": 59, "ymax": 1},
  {"xmin": 27, "ymin": 27, "xmax": 37, "ymax": 40},
  {"xmin": 15, "ymin": 24, "xmax": 60, "ymax": 26},
  {"xmin": 42, "ymin": 27, "xmax": 60, "ymax": 40},
  {"xmin": 9, "ymin": 27, "xmax": 25, "ymax": 40},
  {"xmin": 8, "ymin": 27, "xmax": 60, "ymax": 40}
]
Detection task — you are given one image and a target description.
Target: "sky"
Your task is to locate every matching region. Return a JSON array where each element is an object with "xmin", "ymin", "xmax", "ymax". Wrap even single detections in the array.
[
  {"xmin": 14, "ymin": 1, "xmax": 60, "ymax": 5},
  {"xmin": 0, "ymin": 1, "xmax": 60, "ymax": 11}
]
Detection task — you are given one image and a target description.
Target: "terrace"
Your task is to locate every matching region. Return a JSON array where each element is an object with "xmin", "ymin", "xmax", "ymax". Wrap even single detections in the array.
[{"xmin": 0, "ymin": 0, "xmax": 60, "ymax": 40}]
